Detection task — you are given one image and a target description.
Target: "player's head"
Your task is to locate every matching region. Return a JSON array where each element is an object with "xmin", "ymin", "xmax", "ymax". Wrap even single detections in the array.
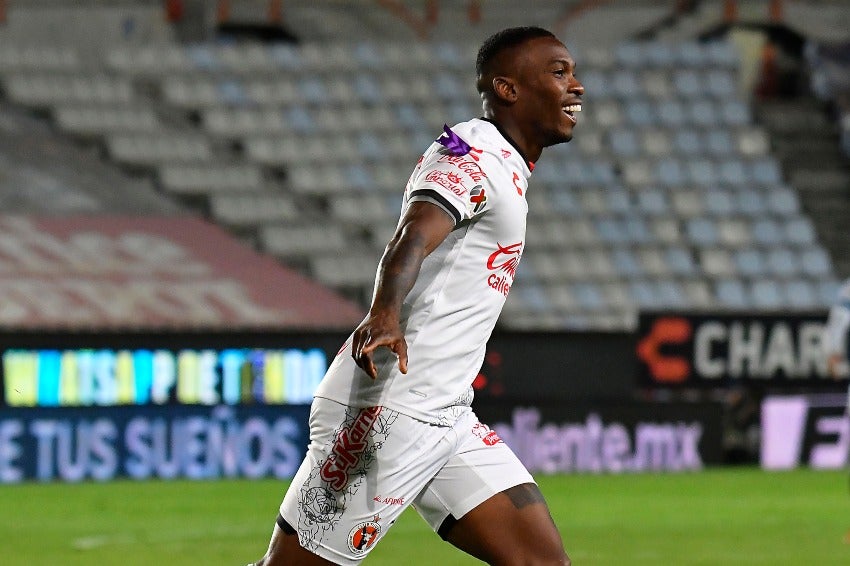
[{"xmin": 476, "ymin": 27, "xmax": 583, "ymax": 150}]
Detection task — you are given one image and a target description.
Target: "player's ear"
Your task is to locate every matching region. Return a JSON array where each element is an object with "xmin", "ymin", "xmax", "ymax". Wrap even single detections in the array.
[{"xmin": 492, "ymin": 76, "xmax": 517, "ymax": 104}]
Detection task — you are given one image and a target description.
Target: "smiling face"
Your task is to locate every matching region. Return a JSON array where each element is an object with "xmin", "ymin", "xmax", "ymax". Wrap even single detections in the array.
[{"xmin": 511, "ymin": 36, "xmax": 584, "ymax": 146}]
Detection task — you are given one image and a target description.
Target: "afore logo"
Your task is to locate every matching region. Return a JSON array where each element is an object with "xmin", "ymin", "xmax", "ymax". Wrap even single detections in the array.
[{"xmin": 486, "ymin": 241, "xmax": 522, "ymax": 297}]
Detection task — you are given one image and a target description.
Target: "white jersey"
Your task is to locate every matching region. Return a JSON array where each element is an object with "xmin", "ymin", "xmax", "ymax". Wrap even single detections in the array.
[
  {"xmin": 314, "ymin": 118, "xmax": 533, "ymax": 425},
  {"xmin": 825, "ymin": 278, "xmax": 850, "ymax": 356}
]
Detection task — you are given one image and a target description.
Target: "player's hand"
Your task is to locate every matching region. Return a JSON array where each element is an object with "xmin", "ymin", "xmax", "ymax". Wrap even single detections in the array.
[{"xmin": 351, "ymin": 312, "xmax": 409, "ymax": 379}]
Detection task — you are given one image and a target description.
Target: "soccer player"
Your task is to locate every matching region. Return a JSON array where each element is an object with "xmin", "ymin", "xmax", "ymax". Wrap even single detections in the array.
[
  {"xmin": 251, "ymin": 26, "xmax": 583, "ymax": 565},
  {"xmin": 825, "ymin": 277, "xmax": 850, "ymax": 382}
]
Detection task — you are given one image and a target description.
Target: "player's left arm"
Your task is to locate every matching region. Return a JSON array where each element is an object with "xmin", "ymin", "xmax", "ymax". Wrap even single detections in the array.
[{"xmin": 351, "ymin": 201, "xmax": 455, "ymax": 379}]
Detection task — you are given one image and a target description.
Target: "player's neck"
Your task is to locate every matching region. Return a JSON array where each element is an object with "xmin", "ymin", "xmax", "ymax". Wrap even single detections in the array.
[{"xmin": 481, "ymin": 111, "xmax": 542, "ymax": 164}]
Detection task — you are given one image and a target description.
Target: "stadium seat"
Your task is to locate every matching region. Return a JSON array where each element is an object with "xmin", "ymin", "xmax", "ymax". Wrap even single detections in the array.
[
  {"xmin": 716, "ymin": 278, "xmax": 750, "ymax": 308},
  {"xmin": 750, "ymin": 279, "xmax": 784, "ymax": 308},
  {"xmin": 700, "ymin": 248, "xmax": 736, "ymax": 277},
  {"xmin": 665, "ymin": 247, "xmax": 697, "ymax": 276}
]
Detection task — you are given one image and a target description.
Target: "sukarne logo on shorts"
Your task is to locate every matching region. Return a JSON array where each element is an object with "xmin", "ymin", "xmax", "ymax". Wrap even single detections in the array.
[
  {"xmin": 320, "ymin": 406, "xmax": 382, "ymax": 491},
  {"xmin": 486, "ymin": 241, "xmax": 522, "ymax": 297}
]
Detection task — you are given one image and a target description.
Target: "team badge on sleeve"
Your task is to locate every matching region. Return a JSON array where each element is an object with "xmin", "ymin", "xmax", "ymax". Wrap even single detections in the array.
[{"xmin": 469, "ymin": 185, "xmax": 487, "ymax": 214}]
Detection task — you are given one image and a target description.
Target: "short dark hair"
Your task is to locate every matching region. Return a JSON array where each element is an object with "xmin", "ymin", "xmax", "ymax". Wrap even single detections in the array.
[{"xmin": 475, "ymin": 26, "xmax": 556, "ymax": 90}]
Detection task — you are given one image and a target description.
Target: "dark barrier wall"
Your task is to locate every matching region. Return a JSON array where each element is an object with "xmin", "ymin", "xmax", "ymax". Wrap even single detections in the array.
[
  {"xmin": 0, "ymin": 404, "xmax": 310, "ymax": 484},
  {"xmin": 474, "ymin": 401, "xmax": 724, "ymax": 473},
  {"xmin": 472, "ymin": 332, "xmax": 635, "ymax": 401},
  {"xmin": 636, "ymin": 312, "xmax": 846, "ymax": 388}
]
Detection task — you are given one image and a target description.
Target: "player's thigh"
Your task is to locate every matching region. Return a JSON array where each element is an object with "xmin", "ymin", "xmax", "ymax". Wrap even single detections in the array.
[
  {"xmin": 278, "ymin": 399, "xmax": 455, "ymax": 564},
  {"xmin": 443, "ymin": 483, "xmax": 568, "ymax": 565},
  {"xmin": 412, "ymin": 414, "xmax": 567, "ymax": 565}
]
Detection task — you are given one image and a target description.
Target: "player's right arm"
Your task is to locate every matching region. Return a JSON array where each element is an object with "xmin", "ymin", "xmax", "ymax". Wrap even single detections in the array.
[
  {"xmin": 825, "ymin": 302, "xmax": 850, "ymax": 378},
  {"xmin": 352, "ymin": 201, "xmax": 455, "ymax": 379}
]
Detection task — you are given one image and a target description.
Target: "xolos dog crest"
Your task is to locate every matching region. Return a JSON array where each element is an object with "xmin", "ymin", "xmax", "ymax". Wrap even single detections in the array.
[{"xmin": 347, "ymin": 520, "xmax": 382, "ymax": 554}]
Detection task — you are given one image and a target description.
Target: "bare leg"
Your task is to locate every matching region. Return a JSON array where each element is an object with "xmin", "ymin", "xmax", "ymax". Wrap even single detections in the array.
[
  {"xmin": 439, "ymin": 483, "xmax": 570, "ymax": 566},
  {"xmin": 252, "ymin": 521, "xmax": 337, "ymax": 566}
]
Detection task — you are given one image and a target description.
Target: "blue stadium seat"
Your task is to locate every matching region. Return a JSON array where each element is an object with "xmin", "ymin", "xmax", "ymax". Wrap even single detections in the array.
[
  {"xmin": 657, "ymin": 157, "xmax": 686, "ymax": 187},
  {"xmin": 625, "ymin": 100, "xmax": 655, "ymax": 126},
  {"xmin": 690, "ymin": 100, "xmax": 717, "ymax": 127},
  {"xmin": 579, "ymin": 69, "xmax": 608, "ymax": 98},
  {"xmin": 737, "ymin": 190, "xmax": 767, "ymax": 217},
  {"xmin": 705, "ymin": 190, "xmax": 735, "ymax": 215},
  {"xmin": 751, "ymin": 157, "xmax": 783, "ymax": 186},
  {"xmin": 605, "ymin": 188, "xmax": 632, "ymax": 213},
  {"xmin": 657, "ymin": 99, "xmax": 687, "ymax": 127},
  {"xmin": 665, "ymin": 247, "xmax": 696, "ymax": 276},
  {"xmin": 284, "ymin": 106, "xmax": 316, "ymax": 134},
  {"xmin": 784, "ymin": 217, "xmax": 817, "ymax": 247},
  {"xmin": 705, "ymin": 69, "xmax": 737, "ymax": 98},
  {"xmin": 353, "ymin": 42, "xmax": 384, "ymax": 69},
  {"xmin": 706, "ymin": 131, "xmax": 734, "ymax": 156},
  {"xmin": 818, "ymin": 279, "xmax": 841, "ymax": 307},
  {"xmin": 674, "ymin": 69, "xmax": 702, "ymax": 97},
  {"xmin": 612, "ymin": 70, "xmax": 642, "ymax": 98},
  {"xmin": 636, "ymin": 188, "xmax": 669, "ymax": 216},
  {"xmin": 716, "ymin": 278, "xmax": 749, "ymax": 307},
  {"xmin": 186, "ymin": 45, "xmax": 219, "ymax": 71},
  {"xmin": 268, "ymin": 44, "xmax": 303, "ymax": 70},
  {"xmin": 751, "ymin": 279, "xmax": 783, "ymax": 308},
  {"xmin": 800, "ymin": 246, "xmax": 832, "ymax": 277},
  {"xmin": 784, "ymin": 279, "xmax": 818, "ymax": 308},
  {"xmin": 673, "ymin": 129, "xmax": 703, "ymax": 154},
  {"xmin": 354, "ymin": 74, "xmax": 384, "ymax": 103},
  {"xmin": 766, "ymin": 188, "xmax": 800, "ymax": 216},
  {"xmin": 676, "ymin": 42, "xmax": 708, "ymax": 67},
  {"xmin": 766, "ymin": 247, "xmax": 801, "ymax": 278},
  {"xmin": 551, "ymin": 190, "xmax": 582, "ymax": 216},
  {"xmin": 655, "ymin": 279, "xmax": 688, "ymax": 307},
  {"xmin": 612, "ymin": 247, "xmax": 643, "ymax": 277},
  {"xmin": 720, "ymin": 100, "xmax": 751, "ymax": 126},
  {"xmin": 216, "ymin": 79, "xmax": 248, "ymax": 106},
  {"xmin": 686, "ymin": 217, "xmax": 719, "ymax": 246},
  {"xmin": 752, "ymin": 218, "xmax": 785, "ymax": 245},
  {"xmin": 609, "ymin": 128, "xmax": 640, "ymax": 157},
  {"xmin": 735, "ymin": 248, "xmax": 767, "ymax": 277},
  {"xmin": 719, "ymin": 159, "xmax": 749, "ymax": 187},
  {"xmin": 624, "ymin": 216, "xmax": 652, "ymax": 243},
  {"xmin": 629, "ymin": 280, "xmax": 660, "ymax": 308},
  {"xmin": 573, "ymin": 282, "xmax": 606, "ymax": 311},
  {"xmin": 299, "ymin": 77, "xmax": 329, "ymax": 105},
  {"xmin": 687, "ymin": 159, "xmax": 717, "ymax": 187},
  {"xmin": 645, "ymin": 42, "xmax": 675, "ymax": 67}
]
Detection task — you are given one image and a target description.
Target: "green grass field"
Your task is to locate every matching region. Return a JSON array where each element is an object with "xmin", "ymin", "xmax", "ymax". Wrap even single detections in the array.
[{"xmin": 2, "ymin": 468, "xmax": 849, "ymax": 565}]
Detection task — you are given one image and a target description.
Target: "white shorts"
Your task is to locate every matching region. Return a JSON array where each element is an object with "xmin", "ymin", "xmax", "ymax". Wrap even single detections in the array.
[{"xmin": 279, "ymin": 398, "xmax": 534, "ymax": 565}]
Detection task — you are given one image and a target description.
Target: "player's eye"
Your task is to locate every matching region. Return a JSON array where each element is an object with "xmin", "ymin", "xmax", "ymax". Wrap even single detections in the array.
[{"xmin": 553, "ymin": 69, "xmax": 565, "ymax": 77}]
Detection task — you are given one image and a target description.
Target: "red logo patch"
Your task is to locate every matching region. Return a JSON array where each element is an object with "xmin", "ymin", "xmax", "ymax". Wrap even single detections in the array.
[
  {"xmin": 348, "ymin": 521, "xmax": 381, "ymax": 554},
  {"xmin": 469, "ymin": 185, "xmax": 487, "ymax": 214}
]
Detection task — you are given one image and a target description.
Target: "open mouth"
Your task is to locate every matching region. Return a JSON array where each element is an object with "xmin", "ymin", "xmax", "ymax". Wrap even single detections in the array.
[{"xmin": 563, "ymin": 104, "xmax": 581, "ymax": 124}]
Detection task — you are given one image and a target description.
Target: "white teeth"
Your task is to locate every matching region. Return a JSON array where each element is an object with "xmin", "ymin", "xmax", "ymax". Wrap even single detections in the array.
[{"xmin": 563, "ymin": 104, "xmax": 582, "ymax": 112}]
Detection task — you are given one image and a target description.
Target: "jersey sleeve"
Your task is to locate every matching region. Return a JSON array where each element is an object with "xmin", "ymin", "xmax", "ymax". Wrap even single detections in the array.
[{"xmin": 407, "ymin": 148, "xmax": 495, "ymax": 226}]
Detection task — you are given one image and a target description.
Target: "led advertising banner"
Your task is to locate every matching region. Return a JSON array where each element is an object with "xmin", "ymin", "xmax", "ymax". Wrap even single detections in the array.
[
  {"xmin": 636, "ymin": 312, "xmax": 844, "ymax": 388},
  {"xmin": 0, "ymin": 331, "xmax": 637, "ymax": 408},
  {"xmin": 760, "ymin": 394, "xmax": 849, "ymax": 470},
  {"xmin": 474, "ymin": 401, "xmax": 724, "ymax": 473},
  {"xmin": 0, "ymin": 331, "xmax": 347, "ymax": 408},
  {"xmin": 0, "ymin": 404, "xmax": 310, "ymax": 484}
]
